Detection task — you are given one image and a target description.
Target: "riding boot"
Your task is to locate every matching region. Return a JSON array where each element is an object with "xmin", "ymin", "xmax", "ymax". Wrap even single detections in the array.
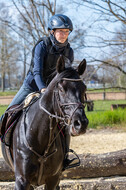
[{"xmin": 63, "ymin": 128, "xmax": 80, "ymax": 170}]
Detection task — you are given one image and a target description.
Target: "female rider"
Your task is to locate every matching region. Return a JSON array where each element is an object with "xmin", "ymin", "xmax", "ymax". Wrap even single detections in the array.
[{"xmin": 0, "ymin": 14, "xmax": 78, "ymax": 169}]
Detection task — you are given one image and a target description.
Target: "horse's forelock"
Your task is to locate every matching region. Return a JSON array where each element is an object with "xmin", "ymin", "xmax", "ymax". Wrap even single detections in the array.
[
  {"xmin": 48, "ymin": 67, "xmax": 79, "ymax": 90},
  {"xmin": 59, "ymin": 68, "xmax": 79, "ymax": 79}
]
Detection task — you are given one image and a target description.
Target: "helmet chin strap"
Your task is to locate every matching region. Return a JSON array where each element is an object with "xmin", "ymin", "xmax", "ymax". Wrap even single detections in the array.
[{"xmin": 50, "ymin": 29, "xmax": 54, "ymax": 34}]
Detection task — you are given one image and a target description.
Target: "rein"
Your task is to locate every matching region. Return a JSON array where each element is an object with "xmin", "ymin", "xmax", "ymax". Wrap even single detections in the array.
[
  {"xmin": 62, "ymin": 78, "xmax": 83, "ymax": 82},
  {"xmin": 27, "ymin": 77, "xmax": 86, "ymax": 158},
  {"xmin": 39, "ymin": 104, "xmax": 66, "ymax": 124},
  {"xmin": 23, "ymin": 77, "xmax": 86, "ymax": 185},
  {"xmin": 40, "ymin": 77, "xmax": 86, "ymax": 149}
]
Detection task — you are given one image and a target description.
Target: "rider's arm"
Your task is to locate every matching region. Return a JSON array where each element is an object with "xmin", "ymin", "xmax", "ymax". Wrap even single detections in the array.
[{"xmin": 33, "ymin": 41, "xmax": 47, "ymax": 90}]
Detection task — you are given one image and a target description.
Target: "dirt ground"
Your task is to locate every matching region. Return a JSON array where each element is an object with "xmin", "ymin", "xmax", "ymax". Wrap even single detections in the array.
[
  {"xmin": 1, "ymin": 128, "xmax": 126, "ymax": 157},
  {"xmin": 70, "ymin": 128, "xmax": 126, "ymax": 154},
  {"xmin": 1, "ymin": 128, "xmax": 126, "ymax": 189}
]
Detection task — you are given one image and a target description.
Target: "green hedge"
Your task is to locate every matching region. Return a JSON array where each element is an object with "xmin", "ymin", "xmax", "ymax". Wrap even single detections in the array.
[{"xmin": 87, "ymin": 108, "xmax": 126, "ymax": 128}]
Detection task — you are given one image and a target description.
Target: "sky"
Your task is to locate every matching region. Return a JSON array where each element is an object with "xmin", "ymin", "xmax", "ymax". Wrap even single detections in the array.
[
  {"xmin": 56, "ymin": 0, "xmax": 121, "ymax": 63},
  {"xmin": 0, "ymin": 0, "xmax": 125, "ymax": 89},
  {"xmin": 1, "ymin": 0, "xmax": 96, "ymax": 61},
  {"xmin": 1, "ymin": 0, "xmax": 123, "ymax": 65}
]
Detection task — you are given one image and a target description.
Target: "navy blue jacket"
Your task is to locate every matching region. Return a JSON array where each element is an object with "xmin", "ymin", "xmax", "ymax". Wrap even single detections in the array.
[{"xmin": 24, "ymin": 37, "xmax": 74, "ymax": 91}]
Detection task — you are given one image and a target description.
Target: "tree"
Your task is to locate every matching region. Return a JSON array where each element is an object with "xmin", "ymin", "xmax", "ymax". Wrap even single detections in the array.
[
  {"xmin": 0, "ymin": 3, "xmax": 20, "ymax": 91},
  {"xmin": 0, "ymin": 0, "xmax": 86, "ymax": 79},
  {"xmin": 72, "ymin": 0, "xmax": 126, "ymax": 89},
  {"xmin": 0, "ymin": 0, "xmax": 57, "ymax": 81},
  {"xmin": 1, "ymin": 0, "xmax": 57, "ymax": 44}
]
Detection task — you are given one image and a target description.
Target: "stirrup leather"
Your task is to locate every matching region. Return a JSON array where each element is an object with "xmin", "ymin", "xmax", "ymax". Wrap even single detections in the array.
[{"xmin": 64, "ymin": 149, "xmax": 80, "ymax": 170}]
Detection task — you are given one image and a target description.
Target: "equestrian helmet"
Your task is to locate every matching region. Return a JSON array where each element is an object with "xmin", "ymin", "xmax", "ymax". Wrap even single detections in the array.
[{"xmin": 48, "ymin": 14, "xmax": 73, "ymax": 32}]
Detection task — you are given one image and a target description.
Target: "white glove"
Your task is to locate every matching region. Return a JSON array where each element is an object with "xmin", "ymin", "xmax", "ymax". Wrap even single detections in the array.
[{"xmin": 41, "ymin": 88, "xmax": 46, "ymax": 93}]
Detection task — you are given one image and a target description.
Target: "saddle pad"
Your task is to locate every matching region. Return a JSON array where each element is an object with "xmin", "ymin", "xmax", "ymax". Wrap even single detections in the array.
[
  {"xmin": 1, "ymin": 92, "xmax": 41, "ymax": 146},
  {"xmin": 2, "ymin": 114, "xmax": 21, "ymax": 146}
]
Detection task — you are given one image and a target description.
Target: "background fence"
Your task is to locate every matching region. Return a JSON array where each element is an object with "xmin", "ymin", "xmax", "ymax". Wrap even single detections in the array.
[{"xmin": 87, "ymin": 92, "xmax": 126, "ymax": 101}]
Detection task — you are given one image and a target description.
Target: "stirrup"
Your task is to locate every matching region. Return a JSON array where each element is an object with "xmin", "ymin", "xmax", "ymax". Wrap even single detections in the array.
[{"xmin": 63, "ymin": 149, "xmax": 80, "ymax": 170}]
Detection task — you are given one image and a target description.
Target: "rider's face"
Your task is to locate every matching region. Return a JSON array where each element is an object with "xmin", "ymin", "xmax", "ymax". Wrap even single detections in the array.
[{"xmin": 53, "ymin": 29, "xmax": 70, "ymax": 43}]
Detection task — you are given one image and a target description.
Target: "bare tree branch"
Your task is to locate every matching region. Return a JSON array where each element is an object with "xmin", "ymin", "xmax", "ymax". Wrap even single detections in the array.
[{"xmin": 107, "ymin": 0, "xmax": 126, "ymax": 24}]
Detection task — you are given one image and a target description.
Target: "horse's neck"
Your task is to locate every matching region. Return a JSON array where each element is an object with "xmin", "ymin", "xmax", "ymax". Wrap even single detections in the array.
[
  {"xmin": 25, "ymin": 91, "xmax": 57, "ymax": 154},
  {"xmin": 40, "ymin": 90, "xmax": 54, "ymax": 113},
  {"xmin": 39, "ymin": 90, "xmax": 59, "ymax": 136}
]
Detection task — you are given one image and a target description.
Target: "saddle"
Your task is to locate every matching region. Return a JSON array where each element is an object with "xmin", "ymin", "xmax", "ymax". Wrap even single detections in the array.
[
  {"xmin": 1, "ymin": 92, "xmax": 41, "ymax": 146},
  {"xmin": 1, "ymin": 104, "xmax": 23, "ymax": 146}
]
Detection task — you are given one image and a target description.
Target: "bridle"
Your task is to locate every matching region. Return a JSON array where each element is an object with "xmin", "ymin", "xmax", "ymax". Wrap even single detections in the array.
[
  {"xmin": 38, "ymin": 77, "xmax": 87, "ymax": 150},
  {"xmin": 40, "ymin": 77, "xmax": 87, "ymax": 125},
  {"xmin": 37, "ymin": 77, "xmax": 87, "ymax": 156},
  {"xmin": 54, "ymin": 78, "xmax": 87, "ymax": 126},
  {"xmin": 23, "ymin": 77, "xmax": 87, "ymax": 184}
]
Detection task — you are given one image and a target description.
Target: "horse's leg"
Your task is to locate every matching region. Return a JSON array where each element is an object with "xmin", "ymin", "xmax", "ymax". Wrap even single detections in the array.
[
  {"xmin": 14, "ymin": 176, "xmax": 31, "ymax": 190},
  {"xmin": 56, "ymin": 185, "xmax": 60, "ymax": 190},
  {"xmin": 29, "ymin": 185, "xmax": 34, "ymax": 190},
  {"xmin": 45, "ymin": 174, "xmax": 60, "ymax": 190},
  {"xmin": 30, "ymin": 186, "xmax": 34, "ymax": 190}
]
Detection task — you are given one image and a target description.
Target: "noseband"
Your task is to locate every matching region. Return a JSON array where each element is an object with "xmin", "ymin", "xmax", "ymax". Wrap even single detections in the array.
[
  {"xmin": 54, "ymin": 78, "xmax": 87, "ymax": 125},
  {"xmin": 59, "ymin": 102, "xmax": 85, "ymax": 126}
]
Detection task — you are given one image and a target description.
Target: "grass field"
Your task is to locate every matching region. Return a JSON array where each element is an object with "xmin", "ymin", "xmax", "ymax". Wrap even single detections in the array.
[
  {"xmin": 0, "ymin": 91, "xmax": 17, "ymax": 96},
  {"xmin": 85, "ymin": 100, "xmax": 126, "ymax": 128},
  {"xmin": 0, "ymin": 100, "xmax": 126, "ymax": 128},
  {"xmin": 0, "ymin": 105, "xmax": 8, "ymax": 115},
  {"xmin": 86, "ymin": 109, "xmax": 126, "ymax": 128}
]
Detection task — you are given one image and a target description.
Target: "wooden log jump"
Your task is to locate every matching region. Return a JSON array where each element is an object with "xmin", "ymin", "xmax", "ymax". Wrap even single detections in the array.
[
  {"xmin": 1, "ymin": 149, "xmax": 126, "ymax": 181},
  {"xmin": 1, "ymin": 177, "xmax": 126, "ymax": 190}
]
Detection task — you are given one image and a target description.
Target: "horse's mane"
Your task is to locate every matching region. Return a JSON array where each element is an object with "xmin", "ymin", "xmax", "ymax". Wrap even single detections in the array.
[{"xmin": 47, "ymin": 67, "xmax": 80, "ymax": 90}]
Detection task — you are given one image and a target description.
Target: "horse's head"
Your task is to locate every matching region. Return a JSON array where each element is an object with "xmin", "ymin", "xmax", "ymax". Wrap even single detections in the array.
[{"xmin": 53, "ymin": 55, "xmax": 88, "ymax": 136}]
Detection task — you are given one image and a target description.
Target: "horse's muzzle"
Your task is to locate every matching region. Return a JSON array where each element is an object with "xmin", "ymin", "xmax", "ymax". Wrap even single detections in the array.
[{"xmin": 70, "ymin": 115, "xmax": 88, "ymax": 136}]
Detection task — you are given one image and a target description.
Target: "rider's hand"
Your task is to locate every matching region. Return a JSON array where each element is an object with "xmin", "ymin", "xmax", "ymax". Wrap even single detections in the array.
[{"xmin": 41, "ymin": 88, "xmax": 46, "ymax": 93}]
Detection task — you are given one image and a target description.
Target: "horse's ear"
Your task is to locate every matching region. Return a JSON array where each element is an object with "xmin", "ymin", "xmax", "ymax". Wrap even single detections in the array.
[
  {"xmin": 77, "ymin": 59, "xmax": 86, "ymax": 75},
  {"xmin": 56, "ymin": 55, "xmax": 65, "ymax": 73}
]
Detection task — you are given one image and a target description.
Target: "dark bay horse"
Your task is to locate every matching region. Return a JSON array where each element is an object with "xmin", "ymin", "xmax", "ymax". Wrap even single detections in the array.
[{"xmin": 2, "ymin": 56, "xmax": 88, "ymax": 190}]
